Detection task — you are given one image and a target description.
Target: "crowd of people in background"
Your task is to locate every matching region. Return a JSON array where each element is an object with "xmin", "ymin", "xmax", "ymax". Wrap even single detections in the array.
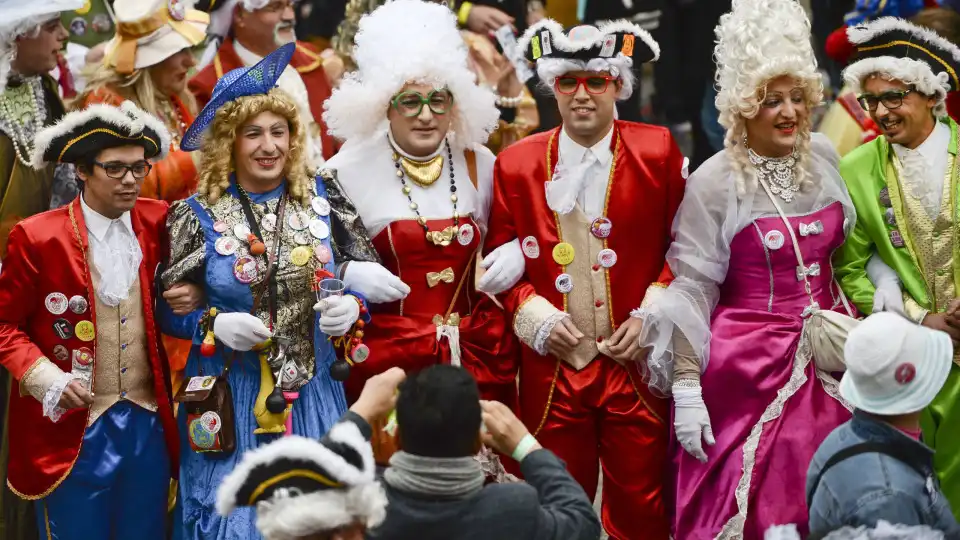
[{"xmin": 3, "ymin": 0, "xmax": 960, "ymax": 539}]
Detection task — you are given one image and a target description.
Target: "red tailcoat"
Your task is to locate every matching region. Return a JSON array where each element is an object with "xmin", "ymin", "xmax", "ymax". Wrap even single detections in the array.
[
  {"xmin": 0, "ymin": 198, "xmax": 179, "ymax": 499},
  {"xmin": 189, "ymin": 38, "xmax": 338, "ymax": 161}
]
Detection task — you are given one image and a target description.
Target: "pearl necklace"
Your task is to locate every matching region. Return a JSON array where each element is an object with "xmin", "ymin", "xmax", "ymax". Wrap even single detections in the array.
[
  {"xmin": 747, "ymin": 147, "xmax": 800, "ymax": 203},
  {"xmin": 158, "ymin": 98, "xmax": 186, "ymax": 151},
  {"xmin": 0, "ymin": 77, "xmax": 47, "ymax": 167}
]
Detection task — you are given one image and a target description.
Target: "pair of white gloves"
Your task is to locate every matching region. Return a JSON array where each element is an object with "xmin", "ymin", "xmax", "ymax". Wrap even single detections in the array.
[
  {"xmin": 213, "ymin": 297, "xmax": 362, "ymax": 351},
  {"xmin": 673, "ymin": 253, "xmax": 903, "ymax": 463}
]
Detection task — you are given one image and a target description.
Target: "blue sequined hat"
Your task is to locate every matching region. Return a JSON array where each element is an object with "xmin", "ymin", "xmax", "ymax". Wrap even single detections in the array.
[{"xmin": 181, "ymin": 42, "xmax": 295, "ymax": 151}]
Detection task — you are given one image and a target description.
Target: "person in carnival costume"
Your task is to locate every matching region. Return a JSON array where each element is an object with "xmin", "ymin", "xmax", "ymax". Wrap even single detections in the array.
[
  {"xmin": 0, "ymin": 101, "xmax": 184, "ymax": 539},
  {"xmin": 486, "ymin": 15, "xmax": 685, "ymax": 538},
  {"xmin": 833, "ymin": 16, "xmax": 960, "ymax": 519},
  {"xmin": 320, "ymin": 0, "xmax": 524, "ymax": 461},
  {"xmin": 160, "ymin": 43, "xmax": 371, "ymax": 540},
  {"xmin": 636, "ymin": 0, "xmax": 862, "ymax": 536}
]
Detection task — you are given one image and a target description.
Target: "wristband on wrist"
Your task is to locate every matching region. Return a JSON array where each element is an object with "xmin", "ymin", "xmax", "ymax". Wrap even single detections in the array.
[
  {"xmin": 511, "ymin": 433, "xmax": 538, "ymax": 462},
  {"xmin": 457, "ymin": 2, "xmax": 473, "ymax": 26}
]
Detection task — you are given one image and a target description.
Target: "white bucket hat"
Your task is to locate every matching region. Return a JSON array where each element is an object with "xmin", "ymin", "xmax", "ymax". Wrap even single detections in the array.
[
  {"xmin": 841, "ymin": 312, "xmax": 953, "ymax": 415},
  {"xmin": 104, "ymin": 0, "xmax": 209, "ymax": 75}
]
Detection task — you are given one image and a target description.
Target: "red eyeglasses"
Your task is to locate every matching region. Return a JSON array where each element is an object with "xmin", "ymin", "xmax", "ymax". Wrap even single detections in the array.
[{"xmin": 554, "ymin": 75, "xmax": 619, "ymax": 95}]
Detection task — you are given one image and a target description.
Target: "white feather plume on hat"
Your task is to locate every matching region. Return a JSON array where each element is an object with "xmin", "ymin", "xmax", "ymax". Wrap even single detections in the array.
[{"xmin": 322, "ymin": 0, "xmax": 499, "ymax": 150}]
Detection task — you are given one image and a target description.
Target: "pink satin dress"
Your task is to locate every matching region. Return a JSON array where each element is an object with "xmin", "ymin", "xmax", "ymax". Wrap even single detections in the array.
[{"xmin": 672, "ymin": 201, "xmax": 853, "ymax": 539}]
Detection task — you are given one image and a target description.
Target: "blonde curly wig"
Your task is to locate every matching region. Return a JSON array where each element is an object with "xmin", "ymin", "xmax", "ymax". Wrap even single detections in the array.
[
  {"xmin": 197, "ymin": 88, "xmax": 311, "ymax": 205},
  {"xmin": 714, "ymin": 0, "xmax": 823, "ymax": 197}
]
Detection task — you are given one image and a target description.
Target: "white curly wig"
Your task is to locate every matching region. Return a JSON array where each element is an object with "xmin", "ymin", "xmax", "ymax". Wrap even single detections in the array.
[
  {"xmin": 0, "ymin": 0, "xmax": 85, "ymax": 90},
  {"xmin": 322, "ymin": 0, "xmax": 499, "ymax": 151},
  {"xmin": 843, "ymin": 18, "xmax": 960, "ymax": 119},
  {"xmin": 714, "ymin": 0, "xmax": 823, "ymax": 197}
]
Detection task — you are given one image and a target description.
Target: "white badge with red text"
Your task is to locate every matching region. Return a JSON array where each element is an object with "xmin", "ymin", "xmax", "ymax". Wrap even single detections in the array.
[{"xmin": 522, "ymin": 236, "xmax": 540, "ymax": 259}]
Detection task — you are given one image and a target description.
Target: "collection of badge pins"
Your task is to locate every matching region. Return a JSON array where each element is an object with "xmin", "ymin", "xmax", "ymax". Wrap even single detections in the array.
[
  {"xmin": 520, "ymin": 216, "xmax": 619, "ymax": 295},
  {"xmin": 45, "ymin": 292, "xmax": 97, "ymax": 368}
]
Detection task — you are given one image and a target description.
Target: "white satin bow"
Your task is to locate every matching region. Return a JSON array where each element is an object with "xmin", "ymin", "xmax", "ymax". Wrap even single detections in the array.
[
  {"xmin": 799, "ymin": 221, "xmax": 824, "ymax": 236},
  {"xmin": 544, "ymin": 155, "xmax": 596, "ymax": 215}
]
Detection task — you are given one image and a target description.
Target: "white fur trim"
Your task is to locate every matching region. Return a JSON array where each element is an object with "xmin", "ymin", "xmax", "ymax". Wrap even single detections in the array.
[
  {"xmin": 30, "ymin": 101, "xmax": 171, "ymax": 169},
  {"xmin": 216, "ymin": 428, "xmax": 372, "ymax": 516},
  {"xmin": 847, "ymin": 16, "xmax": 960, "ymax": 66},
  {"xmin": 323, "ymin": 0, "xmax": 499, "ymax": 150},
  {"xmin": 255, "ymin": 481, "xmax": 388, "ymax": 539},
  {"xmin": 120, "ymin": 100, "xmax": 172, "ymax": 161},
  {"xmin": 843, "ymin": 56, "xmax": 949, "ymax": 117},
  {"xmin": 518, "ymin": 18, "xmax": 660, "ymax": 62},
  {"xmin": 328, "ymin": 421, "xmax": 376, "ymax": 483}
]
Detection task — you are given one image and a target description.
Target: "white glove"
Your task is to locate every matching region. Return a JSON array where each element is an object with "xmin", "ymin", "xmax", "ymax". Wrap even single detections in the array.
[
  {"xmin": 477, "ymin": 239, "xmax": 526, "ymax": 295},
  {"xmin": 866, "ymin": 253, "xmax": 904, "ymax": 315},
  {"xmin": 342, "ymin": 261, "xmax": 411, "ymax": 304},
  {"xmin": 673, "ymin": 384, "xmax": 715, "ymax": 463},
  {"xmin": 213, "ymin": 312, "xmax": 272, "ymax": 351},
  {"xmin": 315, "ymin": 295, "xmax": 361, "ymax": 337}
]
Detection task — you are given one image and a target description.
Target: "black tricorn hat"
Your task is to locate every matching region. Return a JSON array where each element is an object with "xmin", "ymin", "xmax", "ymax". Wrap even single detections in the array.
[
  {"xmin": 518, "ymin": 19, "xmax": 660, "ymax": 65},
  {"xmin": 31, "ymin": 101, "xmax": 170, "ymax": 169}
]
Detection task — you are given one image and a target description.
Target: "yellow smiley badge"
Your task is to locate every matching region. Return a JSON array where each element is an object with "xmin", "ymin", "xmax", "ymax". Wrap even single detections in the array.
[
  {"xmin": 552, "ymin": 242, "xmax": 575, "ymax": 266},
  {"xmin": 75, "ymin": 320, "xmax": 96, "ymax": 342},
  {"xmin": 290, "ymin": 246, "xmax": 312, "ymax": 267}
]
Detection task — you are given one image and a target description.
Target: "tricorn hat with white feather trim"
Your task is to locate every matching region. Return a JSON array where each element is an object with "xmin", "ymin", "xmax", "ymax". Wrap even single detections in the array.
[
  {"xmin": 31, "ymin": 101, "xmax": 171, "ymax": 169},
  {"xmin": 216, "ymin": 424, "xmax": 387, "ymax": 538},
  {"xmin": 844, "ymin": 17, "xmax": 960, "ymax": 110}
]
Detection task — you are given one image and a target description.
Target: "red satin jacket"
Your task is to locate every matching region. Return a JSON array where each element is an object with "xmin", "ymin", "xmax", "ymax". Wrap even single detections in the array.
[
  {"xmin": 0, "ymin": 197, "xmax": 179, "ymax": 498},
  {"xmin": 189, "ymin": 38, "xmax": 338, "ymax": 161}
]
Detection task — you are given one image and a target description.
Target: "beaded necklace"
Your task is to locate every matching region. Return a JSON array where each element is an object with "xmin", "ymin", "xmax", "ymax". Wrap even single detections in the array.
[
  {"xmin": 393, "ymin": 141, "xmax": 460, "ymax": 247},
  {"xmin": 0, "ymin": 77, "xmax": 47, "ymax": 167}
]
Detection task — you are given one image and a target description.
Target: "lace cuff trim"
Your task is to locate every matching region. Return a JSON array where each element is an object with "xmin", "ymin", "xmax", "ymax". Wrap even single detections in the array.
[
  {"xmin": 42, "ymin": 371, "xmax": 81, "ymax": 423},
  {"xmin": 534, "ymin": 311, "xmax": 570, "ymax": 356},
  {"xmin": 20, "ymin": 358, "xmax": 64, "ymax": 401},
  {"xmin": 512, "ymin": 295, "xmax": 563, "ymax": 353}
]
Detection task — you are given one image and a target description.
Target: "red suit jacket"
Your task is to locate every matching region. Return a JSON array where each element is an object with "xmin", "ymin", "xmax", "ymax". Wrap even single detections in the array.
[
  {"xmin": 189, "ymin": 38, "xmax": 338, "ymax": 160},
  {"xmin": 483, "ymin": 121, "xmax": 684, "ymax": 409},
  {"xmin": 0, "ymin": 197, "xmax": 179, "ymax": 499}
]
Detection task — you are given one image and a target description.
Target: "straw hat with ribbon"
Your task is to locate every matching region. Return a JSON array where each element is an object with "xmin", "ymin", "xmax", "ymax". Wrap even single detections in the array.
[{"xmin": 105, "ymin": 0, "xmax": 209, "ymax": 75}]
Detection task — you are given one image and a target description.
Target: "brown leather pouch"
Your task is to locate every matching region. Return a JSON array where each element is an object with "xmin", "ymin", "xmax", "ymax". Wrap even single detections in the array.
[{"xmin": 176, "ymin": 366, "xmax": 237, "ymax": 455}]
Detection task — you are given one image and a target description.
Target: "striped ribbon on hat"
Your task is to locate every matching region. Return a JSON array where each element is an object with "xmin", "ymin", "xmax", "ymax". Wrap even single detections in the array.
[{"xmin": 106, "ymin": 3, "xmax": 209, "ymax": 74}]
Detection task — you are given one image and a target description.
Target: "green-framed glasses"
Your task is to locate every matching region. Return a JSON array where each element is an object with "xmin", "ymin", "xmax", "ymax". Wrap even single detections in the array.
[{"xmin": 391, "ymin": 89, "xmax": 455, "ymax": 118}]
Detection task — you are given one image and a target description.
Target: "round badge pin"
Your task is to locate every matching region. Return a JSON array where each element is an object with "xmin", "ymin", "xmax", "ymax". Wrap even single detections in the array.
[
  {"xmin": 168, "ymin": 0, "xmax": 186, "ymax": 21},
  {"xmin": 261, "ymin": 213, "xmax": 277, "ymax": 233},
  {"xmin": 70, "ymin": 17, "xmax": 86, "ymax": 36},
  {"xmin": 554, "ymin": 273, "xmax": 574, "ymax": 294},
  {"xmin": 457, "ymin": 223, "xmax": 475, "ymax": 246},
  {"xmin": 215, "ymin": 236, "xmax": 239, "ymax": 256},
  {"xmin": 315, "ymin": 244, "xmax": 332, "ymax": 264},
  {"xmin": 68, "ymin": 295, "xmax": 88, "ymax": 315},
  {"xmin": 233, "ymin": 223, "xmax": 251, "ymax": 239},
  {"xmin": 53, "ymin": 345, "xmax": 69, "ymax": 362},
  {"xmin": 312, "ymin": 197, "xmax": 331, "ymax": 217},
  {"xmin": 233, "ymin": 256, "xmax": 258, "ymax": 284},
  {"xmin": 73, "ymin": 347, "xmax": 94, "ymax": 366},
  {"xmin": 895, "ymin": 362, "xmax": 917, "ymax": 385},
  {"xmin": 75, "ymin": 321, "xmax": 96, "ymax": 342},
  {"xmin": 189, "ymin": 419, "xmax": 216, "ymax": 449},
  {"xmin": 309, "ymin": 219, "xmax": 330, "ymax": 240},
  {"xmin": 53, "ymin": 319, "xmax": 73, "ymax": 340},
  {"xmin": 213, "ymin": 220, "xmax": 228, "ymax": 233},
  {"xmin": 352, "ymin": 344, "xmax": 370, "ymax": 363},
  {"xmin": 288, "ymin": 211, "xmax": 310, "ymax": 231},
  {"xmin": 522, "ymin": 236, "xmax": 540, "ymax": 259},
  {"xmin": 45, "ymin": 292, "xmax": 68, "ymax": 315},
  {"xmin": 597, "ymin": 248, "xmax": 618, "ymax": 268},
  {"xmin": 290, "ymin": 246, "xmax": 312, "ymax": 266},
  {"xmin": 200, "ymin": 411, "xmax": 222, "ymax": 434},
  {"xmin": 590, "ymin": 217, "xmax": 613, "ymax": 239},
  {"xmin": 552, "ymin": 243, "xmax": 575, "ymax": 266},
  {"xmin": 91, "ymin": 13, "xmax": 112, "ymax": 33},
  {"xmin": 294, "ymin": 231, "xmax": 311, "ymax": 245},
  {"xmin": 764, "ymin": 230, "xmax": 785, "ymax": 250}
]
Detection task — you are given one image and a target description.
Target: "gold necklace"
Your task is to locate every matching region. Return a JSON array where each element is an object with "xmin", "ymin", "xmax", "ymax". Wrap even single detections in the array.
[{"xmin": 398, "ymin": 154, "xmax": 444, "ymax": 187}]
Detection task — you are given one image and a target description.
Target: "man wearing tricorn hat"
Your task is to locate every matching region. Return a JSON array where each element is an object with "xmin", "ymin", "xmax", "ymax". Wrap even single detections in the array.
[
  {"xmin": 0, "ymin": 101, "xmax": 185, "ymax": 539},
  {"xmin": 834, "ymin": 16, "xmax": 960, "ymax": 517},
  {"xmin": 484, "ymin": 18, "xmax": 686, "ymax": 538}
]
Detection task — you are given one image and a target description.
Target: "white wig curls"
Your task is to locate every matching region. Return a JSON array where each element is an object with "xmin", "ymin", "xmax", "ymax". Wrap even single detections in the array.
[
  {"xmin": 714, "ymin": 0, "xmax": 823, "ymax": 196},
  {"xmin": 322, "ymin": 0, "xmax": 499, "ymax": 150}
]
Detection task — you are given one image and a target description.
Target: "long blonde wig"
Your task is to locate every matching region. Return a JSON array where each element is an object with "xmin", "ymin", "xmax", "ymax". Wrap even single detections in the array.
[
  {"xmin": 713, "ymin": 0, "xmax": 823, "ymax": 197},
  {"xmin": 197, "ymin": 88, "xmax": 311, "ymax": 205},
  {"xmin": 73, "ymin": 62, "xmax": 199, "ymax": 119}
]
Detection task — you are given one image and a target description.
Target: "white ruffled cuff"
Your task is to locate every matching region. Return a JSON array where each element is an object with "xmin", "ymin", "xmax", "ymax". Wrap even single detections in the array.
[
  {"xmin": 512, "ymin": 295, "xmax": 565, "ymax": 353},
  {"xmin": 533, "ymin": 311, "xmax": 571, "ymax": 356},
  {"xmin": 43, "ymin": 371, "xmax": 81, "ymax": 423}
]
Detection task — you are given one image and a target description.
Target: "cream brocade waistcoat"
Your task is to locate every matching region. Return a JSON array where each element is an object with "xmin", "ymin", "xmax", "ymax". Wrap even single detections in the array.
[
  {"xmin": 88, "ymin": 267, "xmax": 157, "ymax": 426},
  {"xmin": 556, "ymin": 205, "xmax": 614, "ymax": 371}
]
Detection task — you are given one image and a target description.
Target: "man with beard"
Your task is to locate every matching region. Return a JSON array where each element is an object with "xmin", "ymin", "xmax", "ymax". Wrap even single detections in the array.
[
  {"xmin": 191, "ymin": 0, "xmax": 337, "ymax": 170},
  {"xmin": 834, "ymin": 17, "xmax": 960, "ymax": 519}
]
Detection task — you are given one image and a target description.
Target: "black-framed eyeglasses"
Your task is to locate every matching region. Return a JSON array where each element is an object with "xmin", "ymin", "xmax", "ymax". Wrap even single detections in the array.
[
  {"xmin": 94, "ymin": 160, "xmax": 152, "ymax": 180},
  {"xmin": 390, "ymin": 89, "xmax": 454, "ymax": 118},
  {"xmin": 857, "ymin": 89, "xmax": 915, "ymax": 112}
]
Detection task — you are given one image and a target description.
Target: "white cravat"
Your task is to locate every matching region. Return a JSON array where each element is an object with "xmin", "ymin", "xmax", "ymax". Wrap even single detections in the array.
[
  {"xmin": 547, "ymin": 126, "xmax": 614, "ymax": 219},
  {"xmin": 234, "ymin": 40, "xmax": 325, "ymax": 170},
  {"xmin": 893, "ymin": 121, "xmax": 950, "ymax": 218},
  {"xmin": 80, "ymin": 195, "xmax": 142, "ymax": 306}
]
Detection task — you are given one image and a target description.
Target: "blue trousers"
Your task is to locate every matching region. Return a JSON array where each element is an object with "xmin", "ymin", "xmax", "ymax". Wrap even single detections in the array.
[{"xmin": 35, "ymin": 401, "xmax": 170, "ymax": 540}]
